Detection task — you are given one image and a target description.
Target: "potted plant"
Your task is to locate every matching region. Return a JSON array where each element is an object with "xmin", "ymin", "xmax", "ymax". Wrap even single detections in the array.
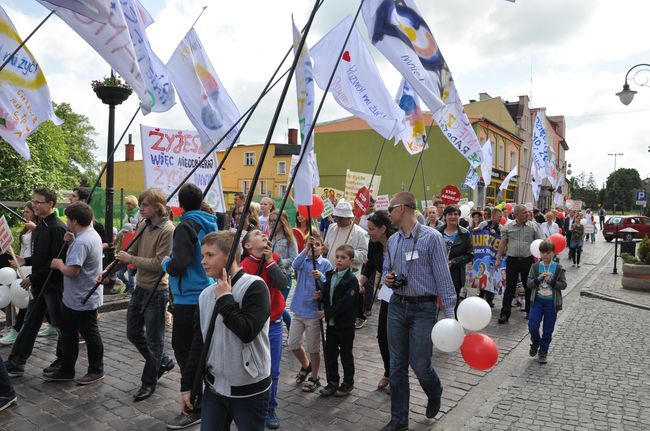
[
  {"xmin": 92, "ymin": 75, "xmax": 132, "ymax": 106},
  {"xmin": 622, "ymin": 237, "xmax": 650, "ymax": 291}
]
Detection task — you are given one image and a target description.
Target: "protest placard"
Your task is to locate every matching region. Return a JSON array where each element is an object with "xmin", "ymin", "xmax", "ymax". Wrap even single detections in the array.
[
  {"xmin": 344, "ymin": 170, "xmax": 381, "ymax": 202},
  {"xmin": 0, "ymin": 216, "xmax": 13, "ymax": 254},
  {"xmin": 470, "ymin": 229, "xmax": 505, "ymax": 295},
  {"xmin": 375, "ymin": 195, "xmax": 389, "ymax": 211}
]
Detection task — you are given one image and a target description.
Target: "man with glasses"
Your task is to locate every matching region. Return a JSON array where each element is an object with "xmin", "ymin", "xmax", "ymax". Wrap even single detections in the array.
[
  {"xmin": 6, "ymin": 187, "xmax": 67, "ymax": 377},
  {"xmin": 381, "ymin": 192, "xmax": 456, "ymax": 431}
]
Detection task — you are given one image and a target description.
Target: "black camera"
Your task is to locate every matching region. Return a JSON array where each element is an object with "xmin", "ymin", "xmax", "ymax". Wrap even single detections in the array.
[{"xmin": 392, "ymin": 273, "xmax": 408, "ymax": 289}]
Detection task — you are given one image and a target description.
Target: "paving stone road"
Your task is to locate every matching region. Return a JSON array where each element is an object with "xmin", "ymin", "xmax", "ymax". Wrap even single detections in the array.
[{"xmin": 2, "ymin": 238, "xmax": 642, "ymax": 430}]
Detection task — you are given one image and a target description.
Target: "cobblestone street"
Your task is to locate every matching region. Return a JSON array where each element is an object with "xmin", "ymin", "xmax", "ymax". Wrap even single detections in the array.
[{"xmin": 1, "ymin": 238, "xmax": 647, "ymax": 430}]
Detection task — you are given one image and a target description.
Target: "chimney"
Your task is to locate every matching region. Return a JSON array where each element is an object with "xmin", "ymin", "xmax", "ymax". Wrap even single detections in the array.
[
  {"xmin": 125, "ymin": 133, "xmax": 134, "ymax": 161},
  {"xmin": 288, "ymin": 128, "xmax": 298, "ymax": 145},
  {"xmin": 479, "ymin": 92, "xmax": 491, "ymax": 101}
]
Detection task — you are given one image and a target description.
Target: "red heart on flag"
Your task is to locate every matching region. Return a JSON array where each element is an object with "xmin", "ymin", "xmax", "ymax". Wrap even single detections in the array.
[{"xmin": 342, "ymin": 51, "xmax": 351, "ymax": 62}]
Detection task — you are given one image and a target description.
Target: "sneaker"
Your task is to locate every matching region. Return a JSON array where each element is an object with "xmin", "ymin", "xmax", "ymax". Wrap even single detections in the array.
[
  {"xmin": 75, "ymin": 373, "xmax": 105, "ymax": 386},
  {"xmin": 377, "ymin": 376, "xmax": 390, "ymax": 390},
  {"xmin": 167, "ymin": 411, "xmax": 201, "ymax": 430},
  {"xmin": 319, "ymin": 384, "xmax": 337, "ymax": 397},
  {"xmin": 498, "ymin": 315, "xmax": 508, "ymax": 324},
  {"xmin": 577, "ymin": 264, "xmax": 581, "ymax": 268},
  {"xmin": 158, "ymin": 358, "xmax": 175, "ymax": 379},
  {"xmin": 571, "ymin": 264, "xmax": 575, "ymax": 267},
  {"xmin": 0, "ymin": 394, "xmax": 17, "ymax": 412},
  {"xmin": 6, "ymin": 362, "xmax": 24, "ymax": 378},
  {"xmin": 302, "ymin": 376, "xmax": 321, "ymax": 392},
  {"xmin": 334, "ymin": 382, "xmax": 353, "ymax": 397},
  {"xmin": 538, "ymin": 352, "xmax": 548, "ymax": 364},
  {"xmin": 529, "ymin": 344, "xmax": 539, "ymax": 357},
  {"xmin": 355, "ymin": 317, "xmax": 366, "ymax": 329},
  {"xmin": 42, "ymin": 370, "xmax": 74, "ymax": 382},
  {"xmin": 265, "ymin": 409, "xmax": 280, "ymax": 429},
  {"xmin": 426, "ymin": 395, "xmax": 442, "ymax": 418},
  {"xmin": 43, "ymin": 359, "xmax": 62, "ymax": 374},
  {"xmin": 0, "ymin": 328, "xmax": 18, "ymax": 345},
  {"xmin": 37, "ymin": 324, "xmax": 58, "ymax": 337}
]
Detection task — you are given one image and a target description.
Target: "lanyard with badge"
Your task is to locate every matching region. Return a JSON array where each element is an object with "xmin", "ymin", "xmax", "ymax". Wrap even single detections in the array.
[{"xmin": 538, "ymin": 262, "xmax": 553, "ymax": 296}]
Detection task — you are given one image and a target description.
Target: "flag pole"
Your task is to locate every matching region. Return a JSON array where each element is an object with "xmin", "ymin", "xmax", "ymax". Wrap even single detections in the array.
[
  {"xmin": 190, "ymin": 5, "xmax": 208, "ymax": 29},
  {"xmin": 408, "ymin": 119, "xmax": 436, "ymax": 193},
  {"xmin": 266, "ymin": 0, "xmax": 367, "ymax": 248},
  {"xmin": 189, "ymin": 0, "xmax": 323, "ymax": 408},
  {"xmin": 420, "ymin": 148, "xmax": 428, "ymax": 209},
  {"xmin": 0, "ymin": 202, "xmax": 27, "ymax": 223},
  {"xmin": 0, "ymin": 10, "xmax": 54, "ymax": 73},
  {"xmin": 367, "ymin": 137, "xmax": 387, "ymax": 193}
]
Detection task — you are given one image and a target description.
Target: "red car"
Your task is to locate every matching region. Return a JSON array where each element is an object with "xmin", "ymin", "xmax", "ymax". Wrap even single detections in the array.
[{"xmin": 602, "ymin": 216, "xmax": 650, "ymax": 241}]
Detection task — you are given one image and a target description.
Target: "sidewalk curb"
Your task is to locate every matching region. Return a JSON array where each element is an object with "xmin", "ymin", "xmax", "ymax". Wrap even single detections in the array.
[{"xmin": 580, "ymin": 289, "xmax": 650, "ymax": 311}]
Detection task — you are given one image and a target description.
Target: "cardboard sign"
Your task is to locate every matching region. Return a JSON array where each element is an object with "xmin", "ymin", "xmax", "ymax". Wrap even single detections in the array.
[
  {"xmin": 315, "ymin": 187, "xmax": 344, "ymax": 205},
  {"xmin": 0, "ymin": 216, "xmax": 13, "ymax": 254},
  {"xmin": 440, "ymin": 185, "xmax": 461, "ymax": 205},
  {"xmin": 375, "ymin": 195, "xmax": 390, "ymax": 211},
  {"xmin": 353, "ymin": 186, "xmax": 371, "ymax": 218},
  {"xmin": 322, "ymin": 198, "xmax": 335, "ymax": 218},
  {"xmin": 344, "ymin": 170, "xmax": 381, "ymax": 202}
]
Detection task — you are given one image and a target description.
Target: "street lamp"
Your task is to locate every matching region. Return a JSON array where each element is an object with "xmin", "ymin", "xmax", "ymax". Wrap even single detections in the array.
[{"xmin": 616, "ymin": 63, "xmax": 650, "ymax": 105}]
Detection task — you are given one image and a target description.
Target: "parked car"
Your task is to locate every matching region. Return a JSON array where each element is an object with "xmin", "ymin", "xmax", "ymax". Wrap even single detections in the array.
[{"xmin": 602, "ymin": 216, "xmax": 650, "ymax": 241}]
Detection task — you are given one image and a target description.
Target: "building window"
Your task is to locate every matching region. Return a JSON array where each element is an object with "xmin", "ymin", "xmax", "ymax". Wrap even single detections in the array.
[
  {"xmin": 277, "ymin": 161, "xmax": 286, "ymax": 175},
  {"xmin": 509, "ymin": 151, "xmax": 517, "ymax": 170},
  {"xmin": 278, "ymin": 184, "xmax": 287, "ymax": 197},
  {"xmin": 259, "ymin": 180, "xmax": 267, "ymax": 195},
  {"xmin": 241, "ymin": 180, "xmax": 250, "ymax": 194},
  {"xmin": 498, "ymin": 142, "xmax": 505, "ymax": 169},
  {"xmin": 523, "ymin": 148, "xmax": 528, "ymax": 165},
  {"xmin": 244, "ymin": 151, "xmax": 256, "ymax": 166},
  {"xmin": 491, "ymin": 141, "xmax": 497, "ymax": 167}
]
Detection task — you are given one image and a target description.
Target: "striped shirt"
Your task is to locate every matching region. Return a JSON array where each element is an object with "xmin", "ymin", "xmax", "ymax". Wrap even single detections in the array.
[
  {"xmin": 382, "ymin": 222, "xmax": 457, "ymax": 318},
  {"xmin": 501, "ymin": 220, "xmax": 543, "ymax": 257}
]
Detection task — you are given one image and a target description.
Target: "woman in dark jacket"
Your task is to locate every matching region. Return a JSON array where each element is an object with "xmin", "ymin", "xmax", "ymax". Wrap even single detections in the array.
[{"xmin": 437, "ymin": 205, "xmax": 474, "ymax": 312}]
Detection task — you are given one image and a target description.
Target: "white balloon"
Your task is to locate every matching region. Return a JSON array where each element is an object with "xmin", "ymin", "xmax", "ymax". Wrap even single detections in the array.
[
  {"xmin": 0, "ymin": 267, "xmax": 17, "ymax": 286},
  {"xmin": 530, "ymin": 239, "xmax": 543, "ymax": 259},
  {"xmin": 19, "ymin": 266, "xmax": 32, "ymax": 278},
  {"xmin": 580, "ymin": 219, "xmax": 587, "ymax": 226},
  {"xmin": 467, "ymin": 201, "xmax": 475, "ymax": 208},
  {"xmin": 0, "ymin": 285, "xmax": 11, "ymax": 308},
  {"xmin": 459, "ymin": 204, "xmax": 471, "ymax": 218},
  {"xmin": 457, "ymin": 297, "xmax": 493, "ymax": 331},
  {"xmin": 431, "ymin": 318, "xmax": 465, "ymax": 352},
  {"xmin": 10, "ymin": 280, "xmax": 29, "ymax": 303},
  {"xmin": 12, "ymin": 294, "xmax": 29, "ymax": 309}
]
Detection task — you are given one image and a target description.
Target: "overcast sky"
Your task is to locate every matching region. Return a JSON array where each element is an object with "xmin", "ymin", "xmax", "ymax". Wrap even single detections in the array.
[{"xmin": 4, "ymin": 0, "xmax": 650, "ymax": 186}]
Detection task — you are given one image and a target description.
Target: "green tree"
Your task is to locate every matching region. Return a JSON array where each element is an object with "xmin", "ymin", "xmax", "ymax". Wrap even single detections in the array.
[
  {"xmin": 568, "ymin": 171, "xmax": 600, "ymax": 208},
  {"xmin": 0, "ymin": 102, "xmax": 98, "ymax": 202},
  {"xmin": 605, "ymin": 168, "xmax": 642, "ymax": 212}
]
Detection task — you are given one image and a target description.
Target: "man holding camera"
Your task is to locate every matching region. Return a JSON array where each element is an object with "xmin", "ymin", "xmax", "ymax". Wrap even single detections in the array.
[{"xmin": 381, "ymin": 192, "xmax": 457, "ymax": 431}]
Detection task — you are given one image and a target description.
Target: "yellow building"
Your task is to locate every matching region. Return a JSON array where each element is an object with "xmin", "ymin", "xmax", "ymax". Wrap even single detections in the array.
[{"xmin": 102, "ymin": 131, "xmax": 301, "ymax": 207}]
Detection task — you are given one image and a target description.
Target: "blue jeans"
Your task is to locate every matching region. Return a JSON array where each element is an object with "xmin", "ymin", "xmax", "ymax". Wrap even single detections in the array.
[
  {"xmin": 126, "ymin": 287, "xmax": 168, "ymax": 385},
  {"xmin": 0, "ymin": 356, "xmax": 15, "ymax": 398},
  {"xmin": 528, "ymin": 298, "xmax": 557, "ymax": 353},
  {"xmin": 201, "ymin": 387, "xmax": 268, "ymax": 431},
  {"xmin": 117, "ymin": 267, "xmax": 136, "ymax": 293},
  {"xmin": 267, "ymin": 321, "xmax": 283, "ymax": 411},
  {"xmin": 388, "ymin": 296, "xmax": 443, "ymax": 425}
]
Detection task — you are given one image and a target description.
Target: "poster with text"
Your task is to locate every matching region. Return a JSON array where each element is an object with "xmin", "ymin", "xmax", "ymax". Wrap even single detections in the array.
[
  {"xmin": 344, "ymin": 170, "xmax": 381, "ymax": 202},
  {"xmin": 469, "ymin": 229, "xmax": 506, "ymax": 295},
  {"xmin": 140, "ymin": 124, "xmax": 225, "ymax": 212}
]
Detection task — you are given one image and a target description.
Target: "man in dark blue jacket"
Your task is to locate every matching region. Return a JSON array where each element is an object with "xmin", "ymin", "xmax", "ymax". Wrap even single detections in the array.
[{"xmin": 162, "ymin": 183, "xmax": 217, "ymax": 430}]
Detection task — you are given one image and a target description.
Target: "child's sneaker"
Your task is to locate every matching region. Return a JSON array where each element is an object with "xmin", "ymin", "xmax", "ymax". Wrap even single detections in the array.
[
  {"xmin": 529, "ymin": 344, "xmax": 539, "ymax": 357},
  {"xmin": 538, "ymin": 352, "xmax": 548, "ymax": 364},
  {"xmin": 319, "ymin": 384, "xmax": 337, "ymax": 397},
  {"xmin": 302, "ymin": 377, "xmax": 321, "ymax": 392},
  {"xmin": 334, "ymin": 382, "xmax": 353, "ymax": 397},
  {"xmin": 0, "ymin": 328, "xmax": 18, "ymax": 345}
]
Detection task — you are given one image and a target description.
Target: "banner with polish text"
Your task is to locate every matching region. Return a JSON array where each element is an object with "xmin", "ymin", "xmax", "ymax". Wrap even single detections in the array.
[
  {"xmin": 140, "ymin": 124, "xmax": 225, "ymax": 212},
  {"xmin": 470, "ymin": 229, "xmax": 505, "ymax": 296}
]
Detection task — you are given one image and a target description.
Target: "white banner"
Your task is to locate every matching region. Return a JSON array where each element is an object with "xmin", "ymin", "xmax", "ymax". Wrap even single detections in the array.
[
  {"xmin": 462, "ymin": 166, "xmax": 480, "ymax": 191},
  {"xmin": 344, "ymin": 170, "xmax": 381, "ymax": 202},
  {"xmin": 532, "ymin": 110, "xmax": 548, "ymax": 185},
  {"xmin": 292, "ymin": 18, "xmax": 318, "ymax": 205},
  {"xmin": 395, "ymin": 79, "xmax": 427, "ymax": 155},
  {"xmin": 121, "ymin": 0, "xmax": 175, "ymax": 113},
  {"xmin": 41, "ymin": 0, "xmax": 110, "ymax": 23},
  {"xmin": 38, "ymin": 0, "xmax": 150, "ymax": 111},
  {"xmin": 0, "ymin": 6, "xmax": 62, "ymax": 159},
  {"xmin": 481, "ymin": 139, "xmax": 493, "ymax": 186},
  {"xmin": 167, "ymin": 29, "xmax": 240, "ymax": 153},
  {"xmin": 311, "ymin": 15, "xmax": 408, "ymax": 142},
  {"xmin": 140, "ymin": 124, "xmax": 225, "ymax": 212},
  {"xmin": 362, "ymin": 0, "xmax": 482, "ymax": 168},
  {"xmin": 499, "ymin": 165, "xmax": 518, "ymax": 191}
]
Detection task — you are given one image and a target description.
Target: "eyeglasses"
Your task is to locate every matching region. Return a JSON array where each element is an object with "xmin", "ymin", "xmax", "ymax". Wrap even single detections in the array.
[{"xmin": 31, "ymin": 200, "xmax": 47, "ymax": 206}]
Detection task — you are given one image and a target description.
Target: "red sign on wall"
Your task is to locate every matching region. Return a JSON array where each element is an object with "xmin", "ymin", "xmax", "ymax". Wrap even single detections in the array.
[
  {"xmin": 440, "ymin": 185, "xmax": 461, "ymax": 205},
  {"xmin": 353, "ymin": 186, "xmax": 371, "ymax": 218}
]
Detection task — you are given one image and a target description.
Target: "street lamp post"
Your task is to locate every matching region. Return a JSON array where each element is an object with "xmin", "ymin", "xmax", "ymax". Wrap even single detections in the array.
[
  {"xmin": 607, "ymin": 153, "xmax": 623, "ymax": 214},
  {"xmin": 616, "ymin": 63, "xmax": 650, "ymax": 105}
]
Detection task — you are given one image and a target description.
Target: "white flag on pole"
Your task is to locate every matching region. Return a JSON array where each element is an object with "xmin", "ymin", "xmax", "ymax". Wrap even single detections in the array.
[
  {"xmin": 462, "ymin": 166, "xmax": 480, "ymax": 191},
  {"xmin": 40, "ymin": 0, "xmax": 110, "ymax": 23},
  {"xmin": 167, "ymin": 29, "xmax": 241, "ymax": 153},
  {"xmin": 362, "ymin": 0, "xmax": 482, "ymax": 168},
  {"xmin": 0, "ymin": 6, "xmax": 62, "ymax": 159},
  {"xmin": 499, "ymin": 165, "xmax": 518, "ymax": 191},
  {"xmin": 395, "ymin": 79, "xmax": 428, "ymax": 155},
  {"xmin": 481, "ymin": 139, "xmax": 493, "ymax": 186},
  {"xmin": 120, "ymin": 0, "xmax": 175, "ymax": 113},
  {"xmin": 38, "ymin": 0, "xmax": 151, "ymax": 110},
  {"xmin": 292, "ymin": 18, "xmax": 318, "ymax": 205},
  {"xmin": 311, "ymin": 15, "xmax": 408, "ymax": 142},
  {"xmin": 531, "ymin": 110, "xmax": 548, "ymax": 185}
]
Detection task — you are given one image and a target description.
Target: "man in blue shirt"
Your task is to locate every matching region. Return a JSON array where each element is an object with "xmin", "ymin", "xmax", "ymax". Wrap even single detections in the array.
[{"xmin": 381, "ymin": 192, "xmax": 457, "ymax": 431}]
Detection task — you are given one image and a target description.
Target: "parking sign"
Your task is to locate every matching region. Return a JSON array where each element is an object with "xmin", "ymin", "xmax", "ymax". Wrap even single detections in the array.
[{"xmin": 636, "ymin": 191, "xmax": 647, "ymax": 206}]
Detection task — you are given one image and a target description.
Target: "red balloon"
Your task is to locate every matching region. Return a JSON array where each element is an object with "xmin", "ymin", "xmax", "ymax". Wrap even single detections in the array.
[
  {"xmin": 499, "ymin": 216, "xmax": 507, "ymax": 225},
  {"xmin": 505, "ymin": 203, "xmax": 513, "ymax": 212},
  {"xmin": 556, "ymin": 211, "xmax": 564, "ymax": 219},
  {"xmin": 297, "ymin": 194, "xmax": 325, "ymax": 219},
  {"xmin": 461, "ymin": 333, "xmax": 499, "ymax": 371},
  {"xmin": 549, "ymin": 233, "xmax": 567, "ymax": 253}
]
